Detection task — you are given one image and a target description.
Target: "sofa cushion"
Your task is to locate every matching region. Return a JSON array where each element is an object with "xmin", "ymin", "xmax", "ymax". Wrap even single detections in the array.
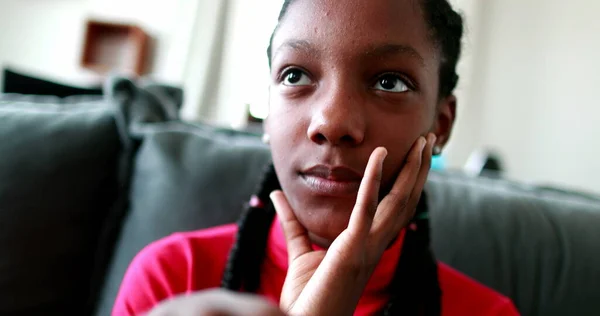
[
  {"xmin": 0, "ymin": 96, "xmax": 122, "ymax": 315},
  {"xmin": 94, "ymin": 122, "xmax": 271, "ymax": 316},
  {"xmin": 427, "ymin": 172, "xmax": 600, "ymax": 316}
]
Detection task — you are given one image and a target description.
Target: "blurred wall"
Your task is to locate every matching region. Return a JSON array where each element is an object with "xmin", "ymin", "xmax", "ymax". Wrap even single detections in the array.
[
  {"xmin": 0, "ymin": 0, "xmax": 198, "ymax": 86},
  {"xmin": 181, "ymin": 0, "xmax": 281, "ymax": 126},
  {"xmin": 461, "ymin": 0, "xmax": 600, "ymax": 193},
  {"xmin": 442, "ymin": 0, "xmax": 486, "ymax": 171}
]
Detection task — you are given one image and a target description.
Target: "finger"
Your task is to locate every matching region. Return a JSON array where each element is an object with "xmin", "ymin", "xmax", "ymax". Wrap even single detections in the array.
[
  {"xmin": 270, "ymin": 190, "xmax": 312, "ymax": 262},
  {"xmin": 347, "ymin": 147, "xmax": 388, "ymax": 238},
  {"xmin": 148, "ymin": 290, "xmax": 286, "ymax": 316},
  {"xmin": 407, "ymin": 133, "xmax": 435, "ymax": 212},
  {"xmin": 371, "ymin": 137, "xmax": 425, "ymax": 242}
]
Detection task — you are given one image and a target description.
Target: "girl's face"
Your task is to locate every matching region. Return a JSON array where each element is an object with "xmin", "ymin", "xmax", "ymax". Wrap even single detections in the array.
[{"xmin": 265, "ymin": 0, "xmax": 456, "ymax": 245}]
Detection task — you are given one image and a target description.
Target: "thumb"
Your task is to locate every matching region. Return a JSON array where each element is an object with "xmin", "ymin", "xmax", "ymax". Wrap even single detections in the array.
[{"xmin": 270, "ymin": 190, "xmax": 312, "ymax": 262}]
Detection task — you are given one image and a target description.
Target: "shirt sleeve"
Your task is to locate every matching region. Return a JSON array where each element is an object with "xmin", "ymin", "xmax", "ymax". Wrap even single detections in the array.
[
  {"xmin": 111, "ymin": 225, "xmax": 237, "ymax": 316},
  {"xmin": 111, "ymin": 234, "xmax": 194, "ymax": 316}
]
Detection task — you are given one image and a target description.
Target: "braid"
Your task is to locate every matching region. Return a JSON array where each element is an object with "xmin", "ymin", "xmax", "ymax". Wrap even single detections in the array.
[
  {"xmin": 221, "ymin": 163, "xmax": 280, "ymax": 292},
  {"xmin": 383, "ymin": 192, "xmax": 441, "ymax": 316}
]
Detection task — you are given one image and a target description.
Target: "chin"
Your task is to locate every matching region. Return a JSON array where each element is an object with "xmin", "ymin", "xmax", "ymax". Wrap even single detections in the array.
[{"xmin": 292, "ymin": 197, "xmax": 356, "ymax": 246}]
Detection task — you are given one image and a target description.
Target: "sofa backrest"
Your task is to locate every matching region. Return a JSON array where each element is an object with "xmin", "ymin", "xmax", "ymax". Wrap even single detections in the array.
[
  {"xmin": 426, "ymin": 171, "xmax": 600, "ymax": 316},
  {"xmin": 0, "ymin": 95, "xmax": 124, "ymax": 315},
  {"xmin": 95, "ymin": 117, "xmax": 600, "ymax": 316}
]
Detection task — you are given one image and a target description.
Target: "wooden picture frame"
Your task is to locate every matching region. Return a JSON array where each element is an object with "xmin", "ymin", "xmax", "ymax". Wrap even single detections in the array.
[{"xmin": 81, "ymin": 20, "xmax": 150, "ymax": 76}]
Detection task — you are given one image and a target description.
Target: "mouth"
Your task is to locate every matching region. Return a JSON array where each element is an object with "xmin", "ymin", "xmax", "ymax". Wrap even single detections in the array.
[{"xmin": 299, "ymin": 165, "xmax": 362, "ymax": 197}]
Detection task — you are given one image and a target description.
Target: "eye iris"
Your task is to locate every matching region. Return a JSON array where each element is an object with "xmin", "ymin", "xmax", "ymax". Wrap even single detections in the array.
[
  {"xmin": 380, "ymin": 76, "xmax": 396, "ymax": 90},
  {"xmin": 287, "ymin": 71, "xmax": 302, "ymax": 84}
]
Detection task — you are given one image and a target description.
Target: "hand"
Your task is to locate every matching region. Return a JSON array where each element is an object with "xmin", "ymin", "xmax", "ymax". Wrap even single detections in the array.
[
  {"xmin": 146, "ymin": 289, "xmax": 286, "ymax": 316},
  {"xmin": 270, "ymin": 134, "xmax": 436, "ymax": 316}
]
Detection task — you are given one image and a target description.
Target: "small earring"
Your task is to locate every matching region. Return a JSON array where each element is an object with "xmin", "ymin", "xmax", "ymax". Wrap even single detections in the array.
[
  {"xmin": 262, "ymin": 134, "xmax": 270, "ymax": 144},
  {"xmin": 433, "ymin": 145, "xmax": 442, "ymax": 156}
]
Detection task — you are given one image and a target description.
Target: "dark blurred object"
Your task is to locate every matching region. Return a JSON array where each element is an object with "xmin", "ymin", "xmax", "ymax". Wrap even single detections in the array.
[
  {"xmin": 81, "ymin": 20, "xmax": 150, "ymax": 76},
  {"xmin": 464, "ymin": 148, "xmax": 504, "ymax": 178},
  {"xmin": 2, "ymin": 68, "xmax": 102, "ymax": 97}
]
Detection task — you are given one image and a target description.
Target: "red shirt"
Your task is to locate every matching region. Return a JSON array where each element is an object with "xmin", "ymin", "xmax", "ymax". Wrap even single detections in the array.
[{"xmin": 113, "ymin": 217, "xmax": 520, "ymax": 316}]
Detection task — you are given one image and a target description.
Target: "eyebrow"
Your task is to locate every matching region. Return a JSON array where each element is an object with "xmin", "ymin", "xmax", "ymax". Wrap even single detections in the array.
[
  {"xmin": 273, "ymin": 39, "xmax": 321, "ymax": 59},
  {"xmin": 273, "ymin": 40, "xmax": 425, "ymax": 66},
  {"xmin": 364, "ymin": 44, "xmax": 425, "ymax": 66}
]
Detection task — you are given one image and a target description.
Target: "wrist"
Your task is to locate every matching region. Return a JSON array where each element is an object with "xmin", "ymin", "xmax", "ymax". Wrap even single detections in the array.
[{"xmin": 291, "ymin": 265, "xmax": 371, "ymax": 316}]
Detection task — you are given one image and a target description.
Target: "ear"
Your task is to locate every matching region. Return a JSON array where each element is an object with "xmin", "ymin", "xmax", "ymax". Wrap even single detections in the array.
[{"xmin": 432, "ymin": 94, "xmax": 456, "ymax": 150}]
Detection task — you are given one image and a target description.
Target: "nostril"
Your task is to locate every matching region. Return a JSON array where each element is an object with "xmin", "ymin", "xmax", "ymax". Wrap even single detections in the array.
[
  {"xmin": 314, "ymin": 133, "xmax": 327, "ymax": 143},
  {"xmin": 340, "ymin": 135, "xmax": 355, "ymax": 145}
]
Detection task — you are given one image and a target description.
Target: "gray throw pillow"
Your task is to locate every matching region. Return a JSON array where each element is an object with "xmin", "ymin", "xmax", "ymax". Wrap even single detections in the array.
[
  {"xmin": 94, "ymin": 121, "xmax": 271, "ymax": 316},
  {"xmin": 0, "ymin": 98, "xmax": 122, "ymax": 315}
]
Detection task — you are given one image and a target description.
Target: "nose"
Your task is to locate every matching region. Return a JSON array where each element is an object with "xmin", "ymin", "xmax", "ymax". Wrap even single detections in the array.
[{"xmin": 307, "ymin": 87, "xmax": 366, "ymax": 147}]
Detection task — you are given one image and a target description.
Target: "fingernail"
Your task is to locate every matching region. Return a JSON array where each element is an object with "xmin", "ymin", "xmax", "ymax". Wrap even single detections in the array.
[
  {"xmin": 380, "ymin": 148, "xmax": 388, "ymax": 171},
  {"xmin": 420, "ymin": 137, "xmax": 427, "ymax": 150},
  {"xmin": 429, "ymin": 135, "xmax": 437, "ymax": 151},
  {"xmin": 269, "ymin": 192, "xmax": 280, "ymax": 213},
  {"xmin": 381, "ymin": 147, "xmax": 388, "ymax": 159},
  {"xmin": 269, "ymin": 191, "xmax": 278, "ymax": 202}
]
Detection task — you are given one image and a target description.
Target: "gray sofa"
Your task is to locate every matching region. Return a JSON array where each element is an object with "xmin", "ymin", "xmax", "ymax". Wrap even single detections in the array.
[{"xmin": 0, "ymin": 77, "xmax": 599, "ymax": 316}]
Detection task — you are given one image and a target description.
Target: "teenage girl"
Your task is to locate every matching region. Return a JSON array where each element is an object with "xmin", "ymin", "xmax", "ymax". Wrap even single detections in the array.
[{"xmin": 113, "ymin": 0, "xmax": 520, "ymax": 315}]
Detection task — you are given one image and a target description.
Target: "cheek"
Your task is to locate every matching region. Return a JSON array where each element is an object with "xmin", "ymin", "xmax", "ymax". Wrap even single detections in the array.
[
  {"xmin": 371, "ymin": 109, "xmax": 431, "ymax": 187},
  {"xmin": 373, "ymin": 105, "xmax": 429, "ymax": 145},
  {"xmin": 268, "ymin": 113, "xmax": 304, "ymax": 148},
  {"xmin": 267, "ymin": 93, "xmax": 309, "ymax": 143},
  {"xmin": 266, "ymin": 102, "xmax": 306, "ymax": 172}
]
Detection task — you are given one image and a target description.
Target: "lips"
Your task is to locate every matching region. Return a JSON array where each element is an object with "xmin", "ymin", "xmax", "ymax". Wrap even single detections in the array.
[{"xmin": 300, "ymin": 165, "xmax": 362, "ymax": 197}]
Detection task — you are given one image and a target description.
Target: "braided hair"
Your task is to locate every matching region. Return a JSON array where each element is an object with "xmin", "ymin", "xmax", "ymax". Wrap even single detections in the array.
[
  {"xmin": 221, "ymin": 164, "xmax": 280, "ymax": 292},
  {"xmin": 222, "ymin": 0, "xmax": 464, "ymax": 314}
]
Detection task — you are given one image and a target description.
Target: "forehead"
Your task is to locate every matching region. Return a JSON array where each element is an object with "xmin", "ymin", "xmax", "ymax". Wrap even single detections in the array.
[{"xmin": 272, "ymin": 0, "xmax": 437, "ymax": 64}]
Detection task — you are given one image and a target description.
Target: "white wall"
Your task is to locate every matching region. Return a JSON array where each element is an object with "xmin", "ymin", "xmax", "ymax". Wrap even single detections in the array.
[
  {"xmin": 462, "ymin": 0, "xmax": 600, "ymax": 193},
  {"xmin": 181, "ymin": 0, "xmax": 282, "ymax": 127},
  {"xmin": 180, "ymin": 0, "xmax": 229, "ymax": 121},
  {"xmin": 210, "ymin": 0, "xmax": 282, "ymax": 128},
  {"xmin": 442, "ymin": 0, "xmax": 486, "ymax": 168},
  {"xmin": 0, "ymin": 0, "xmax": 93, "ymax": 84},
  {"xmin": 0, "ymin": 0, "xmax": 198, "ymax": 86}
]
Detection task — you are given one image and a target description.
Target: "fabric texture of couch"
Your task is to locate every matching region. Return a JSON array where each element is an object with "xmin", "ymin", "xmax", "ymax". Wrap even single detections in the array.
[{"xmin": 0, "ymin": 77, "xmax": 599, "ymax": 316}]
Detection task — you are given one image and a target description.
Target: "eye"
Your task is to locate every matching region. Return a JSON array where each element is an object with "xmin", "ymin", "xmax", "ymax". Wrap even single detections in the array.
[
  {"xmin": 373, "ymin": 73, "xmax": 410, "ymax": 93},
  {"xmin": 281, "ymin": 69, "xmax": 312, "ymax": 86}
]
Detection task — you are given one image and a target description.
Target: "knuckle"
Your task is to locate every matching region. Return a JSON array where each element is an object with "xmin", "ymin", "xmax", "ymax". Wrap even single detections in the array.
[{"xmin": 373, "ymin": 169, "xmax": 383, "ymax": 183}]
